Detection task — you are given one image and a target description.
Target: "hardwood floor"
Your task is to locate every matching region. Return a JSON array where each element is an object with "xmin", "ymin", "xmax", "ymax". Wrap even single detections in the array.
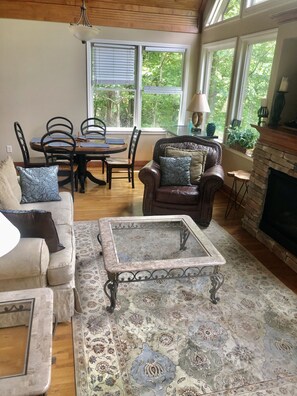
[{"xmin": 48, "ymin": 168, "xmax": 297, "ymax": 396}]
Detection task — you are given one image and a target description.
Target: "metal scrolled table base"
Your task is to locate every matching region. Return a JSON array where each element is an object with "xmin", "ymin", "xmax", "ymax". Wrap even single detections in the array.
[{"xmin": 103, "ymin": 265, "xmax": 224, "ymax": 313}]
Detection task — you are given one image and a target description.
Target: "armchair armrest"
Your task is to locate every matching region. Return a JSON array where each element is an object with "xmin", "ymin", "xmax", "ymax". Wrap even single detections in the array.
[
  {"xmin": 138, "ymin": 160, "xmax": 161, "ymax": 215},
  {"xmin": 200, "ymin": 164, "xmax": 224, "ymax": 189},
  {"xmin": 197, "ymin": 165, "xmax": 224, "ymax": 227}
]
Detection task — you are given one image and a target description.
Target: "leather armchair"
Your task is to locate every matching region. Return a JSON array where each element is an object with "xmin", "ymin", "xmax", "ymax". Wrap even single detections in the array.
[{"xmin": 138, "ymin": 135, "xmax": 224, "ymax": 227}]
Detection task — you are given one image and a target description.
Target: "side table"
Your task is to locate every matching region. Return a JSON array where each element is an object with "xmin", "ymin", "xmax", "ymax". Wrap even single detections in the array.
[
  {"xmin": 225, "ymin": 170, "xmax": 251, "ymax": 218},
  {"xmin": 0, "ymin": 288, "xmax": 53, "ymax": 396}
]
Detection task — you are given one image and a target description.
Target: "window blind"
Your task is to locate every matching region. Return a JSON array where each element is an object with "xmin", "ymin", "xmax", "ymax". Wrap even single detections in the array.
[{"xmin": 92, "ymin": 44, "xmax": 136, "ymax": 85}]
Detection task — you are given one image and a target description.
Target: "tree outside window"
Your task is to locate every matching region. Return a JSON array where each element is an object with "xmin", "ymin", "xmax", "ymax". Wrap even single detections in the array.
[
  {"xmin": 205, "ymin": 47, "xmax": 235, "ymax": 140},
  {"xmin": 239, "ymin": 40, "xmax": 276, "ymax": 130},
  {"xmin": 142, "ymin": 49, "xmax": 184, "ymax": 128}
]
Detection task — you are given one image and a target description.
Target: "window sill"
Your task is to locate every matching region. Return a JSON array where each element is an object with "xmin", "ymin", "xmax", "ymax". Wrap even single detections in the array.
[{"xmin": 223, "ymin": 144, "xmax": 254, "ymax": 160}]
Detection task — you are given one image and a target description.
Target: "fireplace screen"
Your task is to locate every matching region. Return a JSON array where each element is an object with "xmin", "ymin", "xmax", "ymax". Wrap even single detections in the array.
[{"xmin": 259, "ymin": 168, "xmax": 297, "ymax": 257}]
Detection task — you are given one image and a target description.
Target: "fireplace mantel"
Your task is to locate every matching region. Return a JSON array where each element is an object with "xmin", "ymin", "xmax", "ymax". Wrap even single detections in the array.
[{"xmin": 251, "ymin": 124, "xmax": 297, "ymax": 156}]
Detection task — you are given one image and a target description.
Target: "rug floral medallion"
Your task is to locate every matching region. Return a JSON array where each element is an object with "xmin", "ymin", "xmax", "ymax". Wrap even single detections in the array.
[{"xmin": 73, "ymin": 220, "xmax": 297, "ymax": 396}]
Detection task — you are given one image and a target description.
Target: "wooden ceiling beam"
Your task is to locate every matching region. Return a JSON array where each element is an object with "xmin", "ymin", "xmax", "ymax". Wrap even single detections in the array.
[{"xmin": 0, "ymin": 0, "xmax": 201, "ymax": 34}]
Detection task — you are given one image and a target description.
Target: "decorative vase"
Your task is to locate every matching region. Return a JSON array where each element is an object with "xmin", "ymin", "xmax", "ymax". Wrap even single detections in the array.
[{"xmin": 206, "ymin": 123, "xmax": 216, "ymax": 137}]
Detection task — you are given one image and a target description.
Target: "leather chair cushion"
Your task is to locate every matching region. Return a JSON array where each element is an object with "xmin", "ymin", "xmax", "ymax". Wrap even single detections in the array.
[{"xmin": 156, "ymin": 185, "xmax": 199, "ymax": 205}]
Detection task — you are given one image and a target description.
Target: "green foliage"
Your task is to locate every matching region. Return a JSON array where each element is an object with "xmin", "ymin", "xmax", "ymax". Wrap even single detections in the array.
[
  {"xmin": 227, "ymin": 127, "xmax": 259, "ymax": 149},
  {"xmin": 205, "ymin": 47, "xmax": 234, "ymax": 140},
  {"xmin": 223, "ymin": 0, "xmax": 241, "ymax": 20},
  {"xmin": 240, "ymin": 40, "xmax": 276, "ymax": 130}
]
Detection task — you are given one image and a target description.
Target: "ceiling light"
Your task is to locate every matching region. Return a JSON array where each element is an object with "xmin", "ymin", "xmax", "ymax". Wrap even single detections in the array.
[{"xmin": 69, "ymin": 0, "xmax": 100, "ymax": 44}]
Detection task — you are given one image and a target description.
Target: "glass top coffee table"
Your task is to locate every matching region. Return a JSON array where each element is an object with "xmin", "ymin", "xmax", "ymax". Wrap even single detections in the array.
[
  {"xmin": 99, "ymin": 215, "xmax": 225, "ymax": 313},
  {"xmin": 0, "ymin": 288, "xmax": 53, "ymax": 396}
]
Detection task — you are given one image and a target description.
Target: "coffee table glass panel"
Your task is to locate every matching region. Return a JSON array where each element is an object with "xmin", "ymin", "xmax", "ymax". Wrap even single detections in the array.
[{"xmin": 99, "ymin": 215, "xmax": 225, "ymax": 313}]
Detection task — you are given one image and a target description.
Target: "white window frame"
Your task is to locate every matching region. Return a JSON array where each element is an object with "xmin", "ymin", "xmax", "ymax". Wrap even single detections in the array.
[
  {"xmin": 87, "ymin": 40, "xmax": 190, "ymax": 131},
  {"xmin": 206, "ymin": 0, "xmax": 297, "ymax": 27},
  {"xmin": 199, "ymin": 38, "xmax": 237, "ymax": 139},
  {"xmin": 231, "ymin": 29, "xmax": 277, "ymax": 123}
]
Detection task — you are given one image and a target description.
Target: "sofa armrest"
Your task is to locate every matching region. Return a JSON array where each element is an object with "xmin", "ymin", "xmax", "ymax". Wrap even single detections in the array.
[
  {"xmin": 0, "ymin": 238, "xmax": 50, "ymax": 280},
  {"xmin": 138, "ymin": 160, "xmax": 161, "ymax": 215}
]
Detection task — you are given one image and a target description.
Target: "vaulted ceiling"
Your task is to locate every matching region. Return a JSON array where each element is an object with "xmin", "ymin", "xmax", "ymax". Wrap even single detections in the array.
[{"xmin": 0, "ymin": 0, "xmax": 210, "ymax": 34}]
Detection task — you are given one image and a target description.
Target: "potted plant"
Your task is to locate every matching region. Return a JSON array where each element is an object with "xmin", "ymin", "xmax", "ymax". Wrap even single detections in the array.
[{"xmin": 226, "ymin": 127, "xmax": 259, "ymax": 153}]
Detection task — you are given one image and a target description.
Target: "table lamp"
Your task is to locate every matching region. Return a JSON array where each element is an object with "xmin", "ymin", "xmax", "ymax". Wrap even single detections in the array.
[
  {"xmin": 0, "ymin": 213, "xmax": 20, "ymax": 257},
  {"xmin": 187, "ymin": 92, "xmax": 210, "ymax": 133}
]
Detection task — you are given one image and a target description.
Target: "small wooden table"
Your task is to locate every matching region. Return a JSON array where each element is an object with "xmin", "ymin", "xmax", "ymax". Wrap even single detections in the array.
[
  {"xmin": 99, "ymin": 215, "xmax": 225, "ymax": 313},
  {"xmin": 0, "ymin": 288, "xmax": 53, "ymax": 396}
]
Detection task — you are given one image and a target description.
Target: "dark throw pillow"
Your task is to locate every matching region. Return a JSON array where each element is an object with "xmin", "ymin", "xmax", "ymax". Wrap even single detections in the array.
[
  {"xmin": 17, "ymin": 166, "xmax": 61, "ymax": 204},
  {"xmin": 159, "ymin": 156, "xmax": 191, "ymax": 186},
  {"xmin": 165, "ymin": 147, "xmax": 208, "ymax": 184},
  {"xmin": 1, "ymin": 209, "xmax": 64, "ymax": 253}
]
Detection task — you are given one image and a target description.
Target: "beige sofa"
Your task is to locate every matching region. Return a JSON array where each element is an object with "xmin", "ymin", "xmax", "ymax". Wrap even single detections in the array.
[{"xmin": 0, "ymin": 157, "xmax": 80, "ymax": 322}]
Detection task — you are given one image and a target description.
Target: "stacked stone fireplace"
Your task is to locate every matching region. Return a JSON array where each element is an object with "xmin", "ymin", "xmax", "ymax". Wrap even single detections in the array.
[{"xmin": 242, "ymin": 125, "xmax": 297, "ymax": 273}]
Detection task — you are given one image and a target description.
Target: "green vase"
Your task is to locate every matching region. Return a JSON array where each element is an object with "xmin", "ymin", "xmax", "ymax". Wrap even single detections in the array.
[{"xmin": 206, "ymin": 123, "xmax": 216, "ymax": 137}]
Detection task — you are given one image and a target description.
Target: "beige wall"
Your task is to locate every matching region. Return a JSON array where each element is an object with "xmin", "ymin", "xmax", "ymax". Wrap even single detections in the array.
[{"xmin": 0, "ymin": 18, "xmax": 199, "ymax": 162}]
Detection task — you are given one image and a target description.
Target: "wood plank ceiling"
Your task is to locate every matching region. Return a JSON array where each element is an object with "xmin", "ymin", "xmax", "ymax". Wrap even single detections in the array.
[{"xmin": 0, "ymin": 0, "xmax": 210, "ymax": 34}]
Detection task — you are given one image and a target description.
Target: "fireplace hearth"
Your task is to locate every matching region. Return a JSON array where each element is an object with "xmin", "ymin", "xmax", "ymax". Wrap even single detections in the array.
[{"xmin": 242, "ymin": 125, "xmax": 297, "ymax": 273}]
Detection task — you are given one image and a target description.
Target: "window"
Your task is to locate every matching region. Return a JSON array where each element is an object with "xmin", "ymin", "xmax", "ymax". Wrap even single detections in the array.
[
  {"xmin": 88, "ymin": 43, "xmax": 186, "ymax": 129},
  {"xmin": 90, "ymin": 44, "xmax": 136, "ymax": 128},
  {"xmin": 201, "ymin": 40, "xmax": 236, "ymax": 140},
  {"xmin": 237, "ymin": 39, "xmax": 276, "ymax": 130},
  {"xmin": 206, "ymin": 0, "xmax": 241, "ymax": 26},
  {"xmin": 141, "ymin": 48, "xmax": 184, "ymax": 128}
]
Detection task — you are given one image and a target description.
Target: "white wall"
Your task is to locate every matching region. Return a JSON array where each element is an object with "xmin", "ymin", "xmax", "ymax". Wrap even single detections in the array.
[{"xmin": 0, "ymin": 18, "xmax": 199, "ymax": 162}]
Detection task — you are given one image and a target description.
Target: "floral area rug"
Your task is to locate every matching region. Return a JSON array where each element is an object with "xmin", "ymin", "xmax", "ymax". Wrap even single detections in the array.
[{"xmin": 73, "ymin": 220, "xmax": 297, "ymax": 396}]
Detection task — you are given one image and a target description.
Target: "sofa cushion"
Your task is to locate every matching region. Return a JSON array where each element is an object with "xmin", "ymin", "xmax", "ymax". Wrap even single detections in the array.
[
  {"xmin": 160, "ymin": 156, "xmax": 191, "ymax": 186},
  {"xmin": 47, "ymin": 224, "xmax": 76, "ymax": 286},
  {"xmin": 156, "ymin": 185, "xmax": 199, "ymax": 205},
  {"xmin": 22, "ymin": 192, "xmax": 73, "ymax": 226},
  {"xmin": 0, "ymin": 238, "xmax": 49, "ymax": 280},
  {"xmin": 1, "ymin": 209, "xmax": 65, "ymax": 253},
  {"xmin": 0, "ymin": 156, "xmax": 22, "ymax": 203},
  {"xmin": 17, "ymin": 166, "xmax": 61, "ymax": 203},
  {"xmin": 0, "ymin": 173, "xmax": 21, "ymax": 210},
  {"xmin": 165, "ymin": 147, "xmax": 207, "ymax": 184}
]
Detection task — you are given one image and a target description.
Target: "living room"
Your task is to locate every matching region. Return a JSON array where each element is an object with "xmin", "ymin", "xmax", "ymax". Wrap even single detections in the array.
[{"xmin": 0, "ymin": 0, "xmax": 297, "ymax": 395}]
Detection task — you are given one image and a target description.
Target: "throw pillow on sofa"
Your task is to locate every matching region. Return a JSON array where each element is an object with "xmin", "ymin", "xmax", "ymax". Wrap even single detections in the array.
[
  {"xmin": 0, "ymin": 173, "xmax": 21, "ymax": 210},
  {"xmin": 159, "ymin": 156, "xmax": 191, "ymax": 186},
  {"xmin": 165, "ymin": 147, "xmax": 207, "ymax": 184},
  {"xmin": 17, "ymin": 166, "xmax": 61, "ymax": 203},
  {"xmin": 1, "ymin": 209, "xmax": 65, "ymax": 253},
  {"xmin": 0, "ymin": 156, "xmax": 22, "ymax": 202}
]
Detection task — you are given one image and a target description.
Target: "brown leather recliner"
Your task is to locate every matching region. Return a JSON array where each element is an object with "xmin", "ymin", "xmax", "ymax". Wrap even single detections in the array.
[{"xmin": 138, "ymin": 135, "xmax": 224, "ymax": 227}]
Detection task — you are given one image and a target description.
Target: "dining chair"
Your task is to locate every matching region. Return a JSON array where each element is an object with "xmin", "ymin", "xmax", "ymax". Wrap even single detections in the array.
[
  {"xmin": 105, "ymin": 126, "xmax": 142, "ymax": 189},
  {"xmin": 80, "ymin": 117, "xmax": 108, "ymax": 174},
  {"xmin": 46, "ymin": 116, "xmax": 74, "ymax": 135},
  {"xmin": 41, "ymin": 131, "xmax": 77, "ymax": 200},
  {"xmin": 14, "ymin": 121, "xmax": 46, "ymax": 167}
]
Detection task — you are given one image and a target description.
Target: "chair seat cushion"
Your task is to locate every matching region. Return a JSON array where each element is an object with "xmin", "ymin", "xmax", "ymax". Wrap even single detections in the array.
[{"xmin": 155, "ymin": 185, "xmax": 199, "ymax": 205}]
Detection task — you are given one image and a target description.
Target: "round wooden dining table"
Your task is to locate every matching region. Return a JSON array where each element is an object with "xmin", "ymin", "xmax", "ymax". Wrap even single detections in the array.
[{"xmin": 30, "ymin": 137, "xmax": 127, "ymax": 193}]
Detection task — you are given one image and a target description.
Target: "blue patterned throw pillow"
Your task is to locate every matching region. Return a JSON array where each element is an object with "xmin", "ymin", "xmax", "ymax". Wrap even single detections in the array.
[
  {"xmin": 17, "ymin": 166, "xmax": 61, "ymax": 203},
  {"xmin": 160, "ymin": 156, "xmax": 191, "ymax": 186}
]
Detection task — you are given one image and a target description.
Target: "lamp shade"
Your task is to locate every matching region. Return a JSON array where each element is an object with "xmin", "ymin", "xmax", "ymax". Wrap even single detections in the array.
[
  {"xmin": 0, "ymin": 213, "xmax": 20, "ymax": 257},
  {"xmin": 187, "ymin": 93, "xmax": 210, "ymax": 113}
]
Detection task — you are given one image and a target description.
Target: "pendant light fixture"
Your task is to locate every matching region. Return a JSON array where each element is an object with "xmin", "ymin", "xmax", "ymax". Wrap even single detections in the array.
[{"xmin": 69, "ymin": 0, "xmax": 100, "ymax": 44}]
